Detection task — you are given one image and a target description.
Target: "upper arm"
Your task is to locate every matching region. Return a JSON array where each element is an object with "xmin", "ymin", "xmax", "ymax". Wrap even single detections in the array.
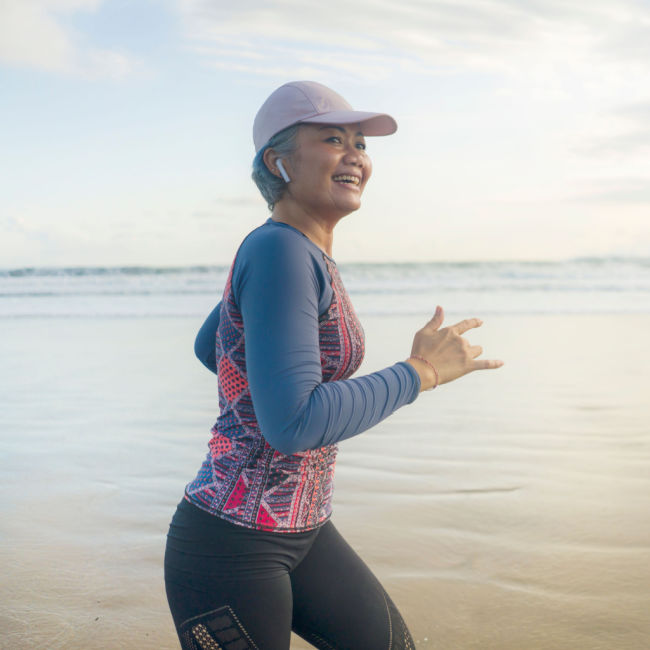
[{"xmin": 234, "ymin": 231, "xmax": 325, "ymax": 447}]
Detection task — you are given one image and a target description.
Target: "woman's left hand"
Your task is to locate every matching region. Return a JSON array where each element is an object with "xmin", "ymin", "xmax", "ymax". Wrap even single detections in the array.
[{"xmin": 406, "ymin": 306, "xmax": 503, "ymax": 391}]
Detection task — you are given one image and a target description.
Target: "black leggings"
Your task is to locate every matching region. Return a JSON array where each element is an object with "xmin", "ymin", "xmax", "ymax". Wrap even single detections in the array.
[{"xmin": 164, "ymin": 499, "xmax": 415, "ymax": 649}]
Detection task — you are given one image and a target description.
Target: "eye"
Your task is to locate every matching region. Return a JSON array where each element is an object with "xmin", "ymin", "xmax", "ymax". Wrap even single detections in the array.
[
  {"xmin": 356, "ymin": 141, "xmax": 367, "ymax": 150},
  {"xmin": 326, "ymin": 136, "xmax": 342, "ymax": 144}
]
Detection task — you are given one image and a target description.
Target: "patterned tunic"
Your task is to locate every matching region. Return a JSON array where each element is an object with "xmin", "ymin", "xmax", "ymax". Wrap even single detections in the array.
[{"xmin": 185, "ymin": 220, "xmax": 419, "ymax": 532}]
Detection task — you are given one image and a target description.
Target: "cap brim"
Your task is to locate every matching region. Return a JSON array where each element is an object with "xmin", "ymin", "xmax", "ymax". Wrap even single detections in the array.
[{"xmin": 300, "ymin": 110, "xmax": 397, "ymax": 136}]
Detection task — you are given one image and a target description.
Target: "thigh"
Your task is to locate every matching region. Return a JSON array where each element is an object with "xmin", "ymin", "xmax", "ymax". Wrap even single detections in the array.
[
  {"xmin": 164, "ymin": 500, "xmax": 317, "ymax": 649},
  {"xmin": 165, "ymin": 570, "xmax": 292, "ymax": 650},
  {"xmin": 290, "ymin": 521, "xmax": 415, "ymax": 650}
]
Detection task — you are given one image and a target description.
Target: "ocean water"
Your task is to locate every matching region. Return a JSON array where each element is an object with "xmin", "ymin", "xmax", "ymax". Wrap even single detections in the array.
[
  {"xmin": 1, "ymin": 257, "xmax": 649, "ymax": 318},
  {"xmin": 1, "ymin": 258, "xmax": 649, "ymax": 649}
]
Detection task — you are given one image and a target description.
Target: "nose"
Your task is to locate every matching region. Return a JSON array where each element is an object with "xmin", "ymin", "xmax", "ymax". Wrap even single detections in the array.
[{"xmin": 343, "ymin": 143, "xmax": 364, "ymax": 167}]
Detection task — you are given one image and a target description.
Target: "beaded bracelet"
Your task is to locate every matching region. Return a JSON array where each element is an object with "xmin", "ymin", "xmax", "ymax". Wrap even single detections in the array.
[{"xmin": 409, "ymin": 355, "xmax": 439, "ymax": 390}]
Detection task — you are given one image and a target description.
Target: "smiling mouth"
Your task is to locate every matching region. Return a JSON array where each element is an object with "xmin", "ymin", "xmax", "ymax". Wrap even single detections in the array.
[{"xmin": 332, "ymin": 174, "xmax": 360, "ymax": 186}]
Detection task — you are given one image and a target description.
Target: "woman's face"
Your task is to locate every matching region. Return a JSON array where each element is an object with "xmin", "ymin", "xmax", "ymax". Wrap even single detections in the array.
[{"xmin": 282, "ymin": 123, "xmax": 372, "ymax": 219}]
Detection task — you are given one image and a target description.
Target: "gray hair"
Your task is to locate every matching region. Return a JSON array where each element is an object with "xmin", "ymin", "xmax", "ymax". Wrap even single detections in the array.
[{"xmin": 251, "ymin": 124, "xmax": 300, "ymax": 210}]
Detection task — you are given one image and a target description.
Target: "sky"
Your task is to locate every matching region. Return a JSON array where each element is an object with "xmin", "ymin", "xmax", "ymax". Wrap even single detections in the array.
[{"xmin": 1, "ymin": 0, "xmax": 649, "ymax": 266}]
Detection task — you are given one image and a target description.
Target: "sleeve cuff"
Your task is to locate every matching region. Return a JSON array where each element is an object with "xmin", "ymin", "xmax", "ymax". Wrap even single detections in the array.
[{"xmin": 395, "ymin": 360, "xmax": 421, "ymax": 403}]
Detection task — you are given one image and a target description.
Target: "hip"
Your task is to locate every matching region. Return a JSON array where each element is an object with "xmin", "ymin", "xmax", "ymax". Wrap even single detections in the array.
[{"xmin": 164, "ymin": 498, "xmax": 322, "ymax": 584}]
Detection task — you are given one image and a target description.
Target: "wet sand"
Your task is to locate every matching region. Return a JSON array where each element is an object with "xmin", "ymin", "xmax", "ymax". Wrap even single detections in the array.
[{"xmin": 1, "ymin": 314, "xmax": 649, "ymax": 648}]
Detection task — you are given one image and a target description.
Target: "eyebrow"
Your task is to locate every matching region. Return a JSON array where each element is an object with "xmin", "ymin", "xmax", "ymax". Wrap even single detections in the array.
[{"xmin": 317, "ymin": 125, "xmax": 364, "ymax": 137}]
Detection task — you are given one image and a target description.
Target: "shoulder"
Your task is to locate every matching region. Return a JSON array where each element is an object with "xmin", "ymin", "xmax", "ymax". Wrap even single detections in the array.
[
  {"xmin": 240, "ymin": 220, "xmax": 315, "ymax": 259},
  {"xmin": 232, "ymin": 221, "xmax": 331, "ymax": 301},
  {"xmin": 236, "ymin": 220, "xmax": 328, "ymax": 275}
]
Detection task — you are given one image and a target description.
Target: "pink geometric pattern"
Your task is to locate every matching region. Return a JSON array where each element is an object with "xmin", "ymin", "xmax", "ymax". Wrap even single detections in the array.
[
  {"xmin": 208, "ymin": 433, "xmax": 232, "ymax": 459},
  {"xmin": 185, "ymin": 255, "xmax": 365, "ymax": 532},
  {"xmin": 218, "ymin": 357, "xmax": 247, "ymax": 403}
]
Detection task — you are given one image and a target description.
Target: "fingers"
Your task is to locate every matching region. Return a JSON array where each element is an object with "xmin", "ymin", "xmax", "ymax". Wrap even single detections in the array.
[
  {"xmin": 469, "ymin": 346, "xmax": 502, "ymax": 369},
  {"xmin": 451, "ymin": 317, "xmax": 483, "ymax": 335},
  {"xmin": 469, "ymin": 344, "xmax": 483, "ymax": 359},
  {"xmin": 423, "ymin": 305, "xmax": 444, "ymax": 332},
  {"xmin": 472, "ymin": 359, "xmax": 504, "ymax": 370}
]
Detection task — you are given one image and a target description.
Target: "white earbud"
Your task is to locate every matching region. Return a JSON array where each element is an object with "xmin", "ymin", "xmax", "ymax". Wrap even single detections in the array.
[{"xmin": 276, "ymin": 159, "xmax": 291, "ymax": 183}]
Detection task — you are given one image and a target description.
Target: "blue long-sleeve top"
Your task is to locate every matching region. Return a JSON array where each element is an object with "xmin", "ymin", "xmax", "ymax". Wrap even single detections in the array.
[
  {"xmin": 185, "ymin": 219, "xmax": 420, "ymax": 532},
  {"xmin": 194, "ymin": 302, "xmax": 221, "ymax": 373}
]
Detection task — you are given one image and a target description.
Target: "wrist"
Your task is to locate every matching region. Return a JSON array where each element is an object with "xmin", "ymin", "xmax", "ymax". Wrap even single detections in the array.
[{"xmin": 406, "ymin": 356, "xmax": 439, "ymax": 391}]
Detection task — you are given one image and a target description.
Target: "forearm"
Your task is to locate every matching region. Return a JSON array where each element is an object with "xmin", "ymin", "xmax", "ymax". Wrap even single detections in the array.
[{"xmin": 257, "ymin": 361, "xmax": 420, "ymax": 455}]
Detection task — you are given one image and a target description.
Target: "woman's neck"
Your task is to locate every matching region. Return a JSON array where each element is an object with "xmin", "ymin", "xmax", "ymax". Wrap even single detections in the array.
[{"xmin": 271, "ymin": 203, "xmax": 339, "ymax": 258}]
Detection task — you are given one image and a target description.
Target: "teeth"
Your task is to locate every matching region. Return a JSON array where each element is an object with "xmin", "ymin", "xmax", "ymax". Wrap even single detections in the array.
[{"xmin": 333, "ymin": 175, "xmax": 360, "ymax": 185}]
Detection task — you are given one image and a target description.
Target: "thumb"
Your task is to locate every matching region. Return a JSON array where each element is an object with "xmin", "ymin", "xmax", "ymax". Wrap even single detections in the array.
[{"xmin": 425, "ymin": 305, "xmax": 444, "ymax": 331}]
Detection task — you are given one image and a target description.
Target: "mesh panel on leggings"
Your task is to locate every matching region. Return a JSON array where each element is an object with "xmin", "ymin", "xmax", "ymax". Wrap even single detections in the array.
[
  {"xmin": 383, "ymin": 590, "xmax": 416, "ymax": 650},
  {"xmin": 294, "ymin": 630, "xmax": 338, "ymax": 650},
  {"xmin": 178, "ymin": 606, "xmax": 258, "ymax": 650}
]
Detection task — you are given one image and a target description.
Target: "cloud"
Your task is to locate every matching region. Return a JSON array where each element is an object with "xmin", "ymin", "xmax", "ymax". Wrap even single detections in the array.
[
  {"xmin": 566, "ymin": 177, "xmax": 650, "ymax": 204},
  {"xmin": 178, "ymin": 0, "xmax": 650, "ymax": 82},
  {"xmin": 573, "ymin": 102, "xmax": 650, "ymax": 157},
  {"xmin": 0, "ymin": 0, "xmax": 138, "ymax": 78},
  {"xmin": 613, "ymin": 102, "xmax": 650, "ymax": 124},
  {"xmin": 574, "ymin": 131, "xmax": 650, "ymax": 157},
  {"xmin": 178, "ymin": 0, "xmax": 534, "ymax": 80},
  {"xmin": 592, "ymin": 8, "xmax": 650, "ymax": 65}
]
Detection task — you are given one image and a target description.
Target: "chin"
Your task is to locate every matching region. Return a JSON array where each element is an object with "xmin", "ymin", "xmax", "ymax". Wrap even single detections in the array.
[
  {"xmin": 336, "ymin": 206, "xmax": 360, "ymax": 219},
  {"xmin": 337, "ymin": 198, "xmax": 362, "ymax": 214}
]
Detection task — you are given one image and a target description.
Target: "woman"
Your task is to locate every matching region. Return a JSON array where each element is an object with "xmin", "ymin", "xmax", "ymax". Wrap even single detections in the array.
[{"xmin": 164, "ymin": 81, "xmax": 503, "ymax": 649}]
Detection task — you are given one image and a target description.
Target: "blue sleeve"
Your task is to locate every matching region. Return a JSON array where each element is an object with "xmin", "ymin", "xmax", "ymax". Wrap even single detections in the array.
[
  {"xmin": 233, "ymin": 226, "xmax": 420, "ymax": 455},
  {"xmin": 194, "ymin": 301, "xmax": 222, "ymax": 374}
]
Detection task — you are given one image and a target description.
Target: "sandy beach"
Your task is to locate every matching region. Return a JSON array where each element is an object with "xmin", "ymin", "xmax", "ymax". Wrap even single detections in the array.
[{"xmin": 1, "ymin": 313, "xmax": 649, "ymax": 649}]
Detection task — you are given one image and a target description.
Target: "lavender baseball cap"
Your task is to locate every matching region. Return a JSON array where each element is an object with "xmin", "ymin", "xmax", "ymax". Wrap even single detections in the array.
[{"xmin": 253, "ymin": 81, "xmax": 397, "ymax": 152}]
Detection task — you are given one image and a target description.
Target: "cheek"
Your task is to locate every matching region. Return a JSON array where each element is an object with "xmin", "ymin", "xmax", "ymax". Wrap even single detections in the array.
[
  {"xmin": 362, "ymin": 156, "xmax": 373, "ymax": 186},
  {"xmin": 289, "ymin": 152, "xmax": 325, "ymax": 185}
]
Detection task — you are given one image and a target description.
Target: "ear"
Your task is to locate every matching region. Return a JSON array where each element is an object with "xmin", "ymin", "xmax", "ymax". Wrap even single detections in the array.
[{"xmin": 263, "ymin": 148, "xmax": 283, "ymax": 179}]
